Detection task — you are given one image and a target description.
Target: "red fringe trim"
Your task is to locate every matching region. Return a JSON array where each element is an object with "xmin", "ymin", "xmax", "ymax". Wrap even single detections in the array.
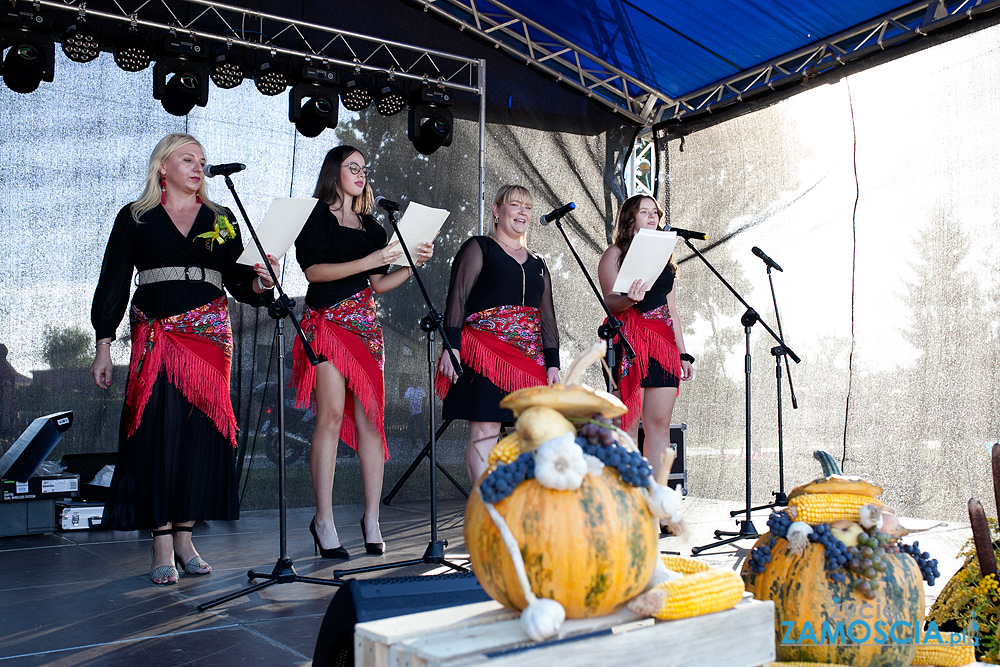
[
  {"xmin": 616, "ymin": 309, "xmax": 682, "ymax": 434},
  {"xmin": 435, "ymin": 326, "xmax": 546, "ymax": 399},
  {"xmin": 290, "ymin": 314, "xmax": 387, "ymax": 459},
  {"xmin": 125, "ymin": 323, "xmax": 236, "ymax": 446}
]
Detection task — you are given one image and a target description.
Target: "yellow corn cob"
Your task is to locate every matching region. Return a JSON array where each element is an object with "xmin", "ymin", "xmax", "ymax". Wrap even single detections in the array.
[
  {"xmin": 767, "ymin": 663, "xmax": 850, "ymax": 667},
  {"xmin": 487, "ymin": 433, "xmax": 522, "ymax": 470},
  {"xmin": 627, "ymin": 569, "xmax": 744, "ymax": 620},
  {"xmin": 911, "ymin": 641, "xmax": 976, "ymax": 666},
  {"xmin": 660, "ymin": 553, "xmax": 710, "ymax": 574},
  {"xmin": 787, "ymin": 493, "xmax": 884, "ymax": 524}
]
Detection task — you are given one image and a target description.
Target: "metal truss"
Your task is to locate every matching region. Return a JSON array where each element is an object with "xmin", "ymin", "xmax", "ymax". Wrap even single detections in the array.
[{"xmin": 31, "ymin": 0, "xmax": 482, "ymax": 93}]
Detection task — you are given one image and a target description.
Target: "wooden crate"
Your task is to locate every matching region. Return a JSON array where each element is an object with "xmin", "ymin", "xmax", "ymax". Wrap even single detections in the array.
[{"xmin": 354, "ymin": 596, "xmax": 775, "ymax": 667}]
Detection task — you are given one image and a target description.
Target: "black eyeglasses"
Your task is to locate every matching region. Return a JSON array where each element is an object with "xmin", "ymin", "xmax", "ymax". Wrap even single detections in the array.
[{"xmin": 344, "ymin": 162, "xmax": 370, "ymax": 176}]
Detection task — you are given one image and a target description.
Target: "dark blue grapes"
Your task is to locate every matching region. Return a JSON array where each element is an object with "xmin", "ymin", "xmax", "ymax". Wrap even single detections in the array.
[
  {"xmin": 898, "ymin": 540, "xmax": 940, "ymax": 586},
  {"xmin": 580, "ymin": 441, "xmax": 652, "ymax": 488},
  {"xmin": 748, "ymin": 537, "xmax": 776, "ymax": 573},
  {"xmin": 766, "ymin": 510, "xmax": 792, "ymax": 538},
  {"xmin": 808, "ymin": 523, "xmax": 851, "ymax": 576},
  {"xmin": 480, "ymin": 452, "xmax": 536, "ymax": 504}
]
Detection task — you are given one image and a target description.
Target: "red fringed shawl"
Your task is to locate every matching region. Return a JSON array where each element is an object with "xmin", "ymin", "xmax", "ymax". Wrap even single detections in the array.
[
  {"xmin": 436, "ymin": 305, "xmax": 547, "ymax": 399},
  {"xmin": 125, "ymin": 296, "xmax": 237, "ymax": 446},
  {"xmin": 614, "ymin": 304, "xmax": 682, "ymax": 433},
  {"xmin": 290, "ymin": 289, "xmax": 387, "ymax": 459}
]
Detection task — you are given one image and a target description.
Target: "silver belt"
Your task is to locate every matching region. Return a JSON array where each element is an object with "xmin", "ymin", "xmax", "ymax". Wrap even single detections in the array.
[{"xmin": 136, "ymin": 266, "xmax": 223, "ymax": 290}]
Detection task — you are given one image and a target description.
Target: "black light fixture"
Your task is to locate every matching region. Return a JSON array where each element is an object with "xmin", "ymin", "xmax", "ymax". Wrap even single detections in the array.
[
  {"xmin": 1, "ymin": 2, "xmax": 54, "ymax": 94},
  {"xmin": 61, "ymin": 16, "xmax": 102, "ymax": 64},
  {"xmin": 340, "ymin": 68, "xmax": 371, "ymax": 112},
  {"xmin": 289, "ymin": 62, "xmax": 339, "ymax": 137},
  {"xmin": 254, "ymin": 51, "xmax": 288, "ymax": 96},
  {"xmin": 408, "ymin": 83, "xmax": 454, "ymax": 155},
  {"xmin": 374, "ymin": 73, "xmax": 405, "ymax": 116},
  {"xmin": 210, "ymin": 45, "xmax": 245, "ymax": 89},
  {"xmin": 153, "ymin": 34, "xmax": 209, "ymax": 116},
  {"xmin": 113, "ymin": 27, "xmax": 153, "ymax": 72}
]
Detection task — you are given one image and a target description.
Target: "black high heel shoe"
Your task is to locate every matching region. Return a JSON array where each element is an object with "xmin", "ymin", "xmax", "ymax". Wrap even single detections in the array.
[
  {"xmin": 309, "ymin": 518, "xmax": 349, "ymax": 560},
  {"xmin": 360, "ymin": 514, "xmax": 385, "ymax": 555}
]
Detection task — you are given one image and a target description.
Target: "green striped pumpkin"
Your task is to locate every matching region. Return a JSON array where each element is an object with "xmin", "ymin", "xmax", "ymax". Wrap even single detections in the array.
[
  {"xmin": 465, "ymin": 467, "xmax": 658, "ymax": 618},
  {"xmin": 742, "ymin": 532, "xmax": 923, "ymax": 666}
]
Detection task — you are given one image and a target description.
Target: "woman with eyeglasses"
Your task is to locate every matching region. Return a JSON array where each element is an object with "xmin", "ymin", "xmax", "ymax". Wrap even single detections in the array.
[
  {"xmin": 291, "ymin": 145, "xmax": 434, "ymax": 559},
  {"xmin": 436, "ymin": 185, "xmax": 560, "ymax": 486}
]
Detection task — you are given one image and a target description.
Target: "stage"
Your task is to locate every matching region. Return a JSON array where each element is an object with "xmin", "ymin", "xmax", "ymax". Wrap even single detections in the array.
[{"xmin": 0, "ymin": 496, "xmax": 973, "ymax": 666}]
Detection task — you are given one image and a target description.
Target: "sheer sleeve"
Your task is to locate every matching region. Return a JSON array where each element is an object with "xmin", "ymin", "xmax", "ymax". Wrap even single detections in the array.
[
  {"xmin": 91, "ymin": 205, "xmax": 137, "ymax": 341},
  {"xmin": 442, "ymin": 238, "xmax": 484, "ymax": 350},
  {"xmin": 223, "ymin": 212, "xmax": 273, "ymax": 307},
  {"xmin": 538, "ymin": 260, "xmax": 560, "ymax": 368}
]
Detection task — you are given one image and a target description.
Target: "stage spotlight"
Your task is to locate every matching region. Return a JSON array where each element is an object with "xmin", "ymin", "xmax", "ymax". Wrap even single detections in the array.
[
  {"xmin": 255, "ymin": 52, "xmax": 288, "ymax": 96},
  {"xmin": 154, "ymin": 57, "xmax": 209, "ymax": 116},
  {"xmin": 375, "ymin": 74, "xmax": 405, "ymax": 116},
  {"xmin": 407, "ymin": 85, "xmax": 454, "ymax": 155},
  {"xmin": 341, "ymin": 70, "xmax": 372, "ymax": 111},
  {"xmin": 289, "ymin": 63, "xmax": 340, "ymax": 137},
  {"xmin": 2, "ymin": 34, "xmax": 55, "ymax": 94},
  {"xmin": 114, "ymin": 28, "xmax": 153, "ymax": 72},
  {"xmin": 210, "ymin": 47, "xmax": 245, "ymax": 89},
  {"xmin": 61, "ymin": 19, "xmax": 102, "ymax": 63}
]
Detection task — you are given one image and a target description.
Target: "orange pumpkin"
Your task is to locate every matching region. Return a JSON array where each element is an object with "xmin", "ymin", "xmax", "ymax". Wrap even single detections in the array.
[
  {"xmin": 465, "ymin": 466, "xmax": 658, "ymax": 618},
  {"xmin": 742, "ymin": 532, "xmax": 924, "ymax": 667}
]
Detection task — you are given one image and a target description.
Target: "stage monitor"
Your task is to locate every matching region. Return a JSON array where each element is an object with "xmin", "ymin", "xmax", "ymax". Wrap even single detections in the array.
[{"xmin": 0, "ymin": 411, "xmax": 74, "ymax": 482}]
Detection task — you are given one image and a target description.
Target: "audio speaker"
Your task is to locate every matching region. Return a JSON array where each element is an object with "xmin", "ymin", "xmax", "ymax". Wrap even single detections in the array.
[
  {"xmin": 637, "ymin": 422, "xmax": 687, "ymax": 494},
  {"xmin": 313, "ymin": 571, "xmax": 490, "ymax": 667}
]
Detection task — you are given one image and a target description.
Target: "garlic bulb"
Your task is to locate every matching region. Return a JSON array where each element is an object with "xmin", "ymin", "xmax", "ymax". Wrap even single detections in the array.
[
  {"xmin": 644, "ymin": 481, "xmax": 682, "ymax": 520},
  {"xmin": 787, "ymin": 521, "xmax": 812, "ymax": 555},
  {"xmin": 583, "ymin": 453, "xmax": 605, "ymax": 477},
  {"xmin": 534, "ymin": 434, "xmax": 587, "ymax": 491},
  {"xmin": 520, "ymin": 598, "xmax": 566, "ymax": 641},
  {"xmin": 858, "ymin": 503, "xmax": 884, "ymax": 531}
]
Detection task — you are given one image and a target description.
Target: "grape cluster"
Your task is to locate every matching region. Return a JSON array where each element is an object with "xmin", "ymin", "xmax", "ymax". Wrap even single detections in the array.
[
  {"xmin": 577, "ymin": 416, "xmax": 616, "ymax": 446},
  {"xmin": 748, "ymin": 537, "xmax": 776, "ymax": 573},
  {"xmin": 845, "ymin": 529, "xmax": 893, "ymax": 598},
  {"xmin": 480, "ymin": 452, "xmax": 535, "ymax": 504},
  {"xmin": 579, "ymin": 439, "xmax": 653, "ymax": 488},
  {"xmin": 808, "ymin": 523, "xmax": 850, "ymax": 583},
  {"xmin": 898, "ymin": 540, "xmax": 940, "ymax": 586},
  {"xmin": 766, "ymin": 510, "xmax": 792, "ymax": 538}
]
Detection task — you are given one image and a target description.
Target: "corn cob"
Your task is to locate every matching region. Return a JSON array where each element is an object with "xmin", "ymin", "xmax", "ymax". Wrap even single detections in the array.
[
  {"xmin": 767, "ymin": 663, "xmax": 850, "ymax": 667},
  {"xmin": 787, "ymin": 493, "xmax": 884, "ymax": 524},
  {"xmin": 660, "ymin": 553, "xmax": 710, "ymax": 574},
  {"xmin": 627, "ymin": 569, "xmax": 744, "ymax": 620},
  {"xmin": 910, "ymin": 641, "xmax": 976, "ymax": 666},
  {"xmin": 487, "ymin": 433, "xmax": 522, "ymax": 470}
]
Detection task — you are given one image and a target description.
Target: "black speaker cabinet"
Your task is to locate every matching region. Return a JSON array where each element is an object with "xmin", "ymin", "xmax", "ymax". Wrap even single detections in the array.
[
  {"xmin": 313, "ymin": 572, "xmax": 490, "ymax": 667},
  {"xmin": 636, "ymin": 422, "xmax": 687, "ymax": 494}
]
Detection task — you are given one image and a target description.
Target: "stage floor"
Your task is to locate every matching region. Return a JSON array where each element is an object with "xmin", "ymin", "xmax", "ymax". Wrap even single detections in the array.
[{"xmin": 0, "ymin": 496, "xmax": 973, "ymax": 666}]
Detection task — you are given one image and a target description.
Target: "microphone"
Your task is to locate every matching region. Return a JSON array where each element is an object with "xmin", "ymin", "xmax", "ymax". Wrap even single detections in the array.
[
  {"xmin": 204, "ymin": 163, "xmax": 246, "ymax": 178},
  {"xmin": 752, "ymin": 246, "xmax": 783, "ymax": 272},
  {"xmin": 665, "ymin": 225, "xmax": 708, "ymax": 241},
  {"xmin": 540, "ymin": 202, "xmax": 575, "ymax": 225},
  {"xmin": 375, "ymin": 196, "xmax": 401, "ymax": 212}
]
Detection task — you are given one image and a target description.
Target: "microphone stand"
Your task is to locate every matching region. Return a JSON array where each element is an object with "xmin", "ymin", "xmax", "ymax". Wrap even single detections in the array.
[
  {"xmin": 334, "ymin": 202, "xmax": 467, "ymax": 578},
  {"xmin": 199, "ymin": 176, "xmax": 341, "ymax": 611},
  {"xmin": 687, "ymin": 238, "xmax": 800, "ymax": 557}
]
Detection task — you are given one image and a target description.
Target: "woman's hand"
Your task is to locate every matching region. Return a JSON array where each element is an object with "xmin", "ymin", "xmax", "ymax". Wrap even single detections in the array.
[
  {"xmin": 438, "ymin": 349, "xmax": 462, "ymax": 384},
  {"xmin": 254, "ymin": 254, "xmax": 281, "ymax": 290},
  {"xmin": 680, "ymin": 359, "xmax": 694, "ymax": 381},
  {"xmin": 546, "ymin": 367, "xmax": 560, "ymax": 386},
  {"xmin": 91, "ymin": 344, "xmax": 113, "ymax": 389},
  {"xmin": 625, "ymin": 278, "xmax": 649, "ymax": 305},
  {"xmin": 369, "ymin": 240, "xmax": 403, "ymax": 269},
  {"xmin": 414, "ymin": 236, "xmax": 436, "ymax": 268}
]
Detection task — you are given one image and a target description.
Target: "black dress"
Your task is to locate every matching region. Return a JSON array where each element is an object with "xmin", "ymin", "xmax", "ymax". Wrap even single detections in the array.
[
  {"xmin": 442, "ymin": 237, "xmax": 559, "ymax": 422},
  {"xmin": 612, "ymin": 263, "xmax": 679, "ymax": 388},
  {"xmin": 91, "ymin": 203, "xmax": 272, "ymax": 531}
]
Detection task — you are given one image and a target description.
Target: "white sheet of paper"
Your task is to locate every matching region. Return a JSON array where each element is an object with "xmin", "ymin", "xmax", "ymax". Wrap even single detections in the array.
[
  {"xmin": 237, "ymin": 198, "xmax": 317, "ymax": 266},
  {"xmin": 612, "ymin": 229, "xmax": 677, "ymax": 293},
  {"xmin": 386, "ymin": 201, "xmax": 450, "ymax": 265}
]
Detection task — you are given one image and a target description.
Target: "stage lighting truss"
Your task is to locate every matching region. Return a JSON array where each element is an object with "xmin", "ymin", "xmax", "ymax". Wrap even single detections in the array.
[
  {"xmin": 374, "ymin": 73, "xmax": 405, "ymax": 117},
  {"xmin": 113, "ymin": 27, "xmax": 153, "ymax": 72},
  {"xmin": 210, "ymin": 45, "xmax": 244, "ymax": 89},
  {"xmin": 407, "ymin": 84, "xmax": 454, "ymax": 156},
  {"xmin": 255, "ymin": 51, "xmax": 288, "ymax": 96},
  {"xmin": 153, "ymin": 34, "xmax": 209, "ymax": 116},
  {"xmin": 340, "ymin": 68, "xmax": 371, "ymax": 112},
  {"xmin": 289, "ymin": 62, "xmax": 340, "ymax": 137},
  {"xmin": 61, "ymin": 16, "xmax": 102, "ymax": 63}
]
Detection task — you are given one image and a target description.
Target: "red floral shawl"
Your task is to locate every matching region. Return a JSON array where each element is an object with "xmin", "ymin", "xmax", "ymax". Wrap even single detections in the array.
[{"xmin": 614, "ymin": 304, "xmax": 682, "ymax": 433}]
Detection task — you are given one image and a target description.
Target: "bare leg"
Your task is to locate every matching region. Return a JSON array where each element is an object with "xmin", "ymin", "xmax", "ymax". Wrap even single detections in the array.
[
  {"xmin": 466, "ymin": 421, "xmax": 501, "ymax": 486},
  {"xmin": 151, "ymin": 522, "xmax": 177, "ymax": 584},
  {"xmin": 640, "ymin": 386, "xmax": 679, "ymax": 527},
  {"xmin": 172, "ymin": 520, "xmax": 210, "ymax": 573},
  {"xmin": 311, "ymin": 362, "xmax": 347, "ymax": 549},
  {"xmin": 353, "ymin": 398, "xmax": 385, "ymax": 544}
]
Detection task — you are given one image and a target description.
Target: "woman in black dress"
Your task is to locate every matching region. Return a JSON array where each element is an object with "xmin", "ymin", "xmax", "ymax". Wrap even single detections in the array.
[
  {"xmin": 598, "ymin": 194, "xmax": 693, "ymax": 526},
  {"xmin": 291, "ymin": 145, "xmax": 434, "ymax": 559},
  {"xmin": 91, "ymin": 133, "xmax": 278, "ymax": 584},
  {"xmin": 436, "ymin": 185, "xmax": 560, "ymax": 485}
]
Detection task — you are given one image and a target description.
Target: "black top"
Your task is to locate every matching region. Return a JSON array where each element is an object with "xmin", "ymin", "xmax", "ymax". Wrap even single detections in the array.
[
  {"xmin": 92, "ymin": 203, "xmax": 271, "ymax": 340},
  {"xmin": 295, "ymin": 200, "xmax": 389, "ymax": 309},
  {"xmin": 443, "ymin": 236, "xmax": 559, "ymax": 368},
  {"xmin": 633, "ymin": 263, "xmax": 675, "ymax": 313}
]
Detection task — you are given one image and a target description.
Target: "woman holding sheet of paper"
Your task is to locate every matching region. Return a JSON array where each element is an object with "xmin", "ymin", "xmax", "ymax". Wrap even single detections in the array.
[
  {"xmin": 436, "ymin": 185, "xmax": 561, "ymax": 485},
  {"xmin": 598, "ymin": 194, "xmax": 693, "ymax": 530},
  {"xmin": 291, "ymin": 145, "xmax": 434, "ymax": 559}
]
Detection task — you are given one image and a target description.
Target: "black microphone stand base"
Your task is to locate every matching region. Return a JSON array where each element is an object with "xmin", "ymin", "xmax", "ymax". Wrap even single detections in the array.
[
  {"xmin": 690, "ymin": 519, "xmax": 760, "ymax": 556},
  {"xmin": 333, "ymin": 539, "xmax": 467, "ymax": 578},
  {"xmin": 198, "ymin": 558, "xmax": 342, "ymax": 611}
]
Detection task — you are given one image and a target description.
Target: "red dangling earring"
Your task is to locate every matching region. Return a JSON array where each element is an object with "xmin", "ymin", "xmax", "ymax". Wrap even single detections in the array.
[
  {"xmin": 195, "ymin": 192, "xmax": 203, "ymax": 204},
  {"xmin": 159, "ymin": 175, "xmax": 167, "ymax": 206}
]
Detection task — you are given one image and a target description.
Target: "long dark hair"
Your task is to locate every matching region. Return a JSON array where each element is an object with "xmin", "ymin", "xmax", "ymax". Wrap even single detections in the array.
[
  {"xmin": 312, "ymin": 145, "xmax": 375, "ymax": 215},
  {"xmin": 612, "ymin": 194, "xmax": 677, "ymax": 275}
]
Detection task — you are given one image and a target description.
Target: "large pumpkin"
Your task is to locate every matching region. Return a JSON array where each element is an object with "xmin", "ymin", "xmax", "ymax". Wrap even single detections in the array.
[
  {"xmin": 742, "ymin": 532, "xmax": 924, "ymax": 667},
  {"xmin": 465, "ymin": 466, "xmax": 658, "ymax": 618}
]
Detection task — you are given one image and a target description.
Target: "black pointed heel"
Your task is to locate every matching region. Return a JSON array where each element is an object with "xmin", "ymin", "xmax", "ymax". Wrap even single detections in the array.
[
  {"xmin": 309, "ymin": 518, "xmax": 349, "ymax": 560},
  {"xmin": 360, "ymin": 514, "xmax": 385, "ymax": 555}
]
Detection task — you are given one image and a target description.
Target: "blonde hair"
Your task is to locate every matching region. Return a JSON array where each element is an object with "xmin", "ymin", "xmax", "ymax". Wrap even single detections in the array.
[
  {"xmin": 490, "ymin": 184, "xmax": 534, "ymax": 248},
  {"xmin": 131, "ymin": 133, "xmax": 222, "ymax": 222}
]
